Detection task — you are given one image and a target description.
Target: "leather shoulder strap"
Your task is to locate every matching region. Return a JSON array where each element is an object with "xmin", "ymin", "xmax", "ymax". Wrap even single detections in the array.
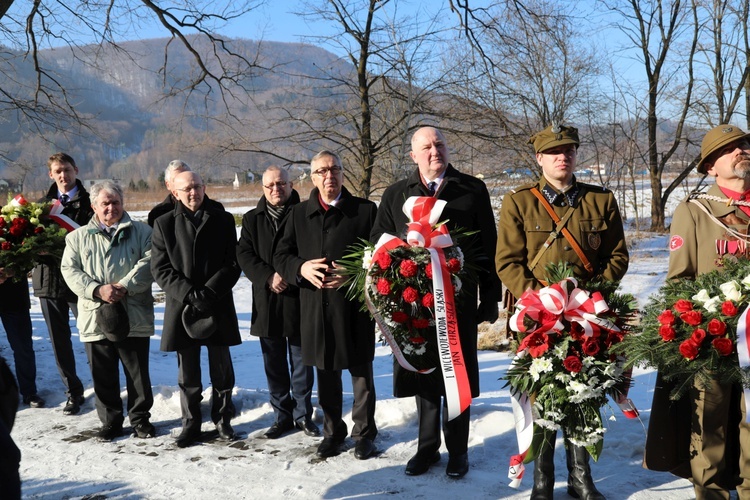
[{"xmin": 528, "ymin": 187, "xmax": 594, "ymax": 274}]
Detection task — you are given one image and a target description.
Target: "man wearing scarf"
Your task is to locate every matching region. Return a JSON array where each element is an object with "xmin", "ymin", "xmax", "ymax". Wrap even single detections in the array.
[{"xmin": 238, "ymin": 167, "xmax": 319, "ymax": 439}]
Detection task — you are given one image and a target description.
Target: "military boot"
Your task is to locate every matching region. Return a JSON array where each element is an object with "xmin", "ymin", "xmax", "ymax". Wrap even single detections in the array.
[
  {"xmin": 530, "ymin": 431, "xmax": 556, "ymax": 500},
  {"xmin": 565, "ymin": 443, "xmax": 605, "ymax": 499}
]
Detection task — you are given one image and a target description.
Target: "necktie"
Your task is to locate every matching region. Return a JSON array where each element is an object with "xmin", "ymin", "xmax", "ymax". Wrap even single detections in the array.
[
  {"xmin": 427, "ymin": 181, "xmax": 437, "ymax": 196},
  {"xmin": 60, "ymin": 194, "xmax": 69, "ymax": 205}
]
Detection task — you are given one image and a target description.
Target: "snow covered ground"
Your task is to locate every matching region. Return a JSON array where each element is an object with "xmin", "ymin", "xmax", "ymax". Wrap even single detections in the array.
[{"xmin": 1, "ymin": 207, "xmax": 697, "ymax": 499}]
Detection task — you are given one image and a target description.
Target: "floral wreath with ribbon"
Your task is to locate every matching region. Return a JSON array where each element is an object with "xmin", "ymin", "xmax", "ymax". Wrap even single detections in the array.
[
  {"xmin": 340, "ymin": 196, "xmax": 477, "ymax": 420},
  {"xmin": 503, "ymin": 264, "xmax": 638, "ymax": 488}
]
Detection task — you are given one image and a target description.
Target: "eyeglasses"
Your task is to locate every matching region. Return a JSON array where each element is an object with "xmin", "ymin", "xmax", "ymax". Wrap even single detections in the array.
[
  {"xmin": 311, "ymin": 166, "xmax": 342, "ymax": 177},
  {"xmin": 263, "ymin": 181, "xmax": 288, "ymax": 190},
  {"xmin": 176, "ymin": 184, "xmax": 204, "ymax": 193}
]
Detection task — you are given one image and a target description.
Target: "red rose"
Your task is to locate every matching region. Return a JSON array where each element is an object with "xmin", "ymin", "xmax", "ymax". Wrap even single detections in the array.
[
  {"xmin": 582, "ymin": 337, "xmax": 600, "ymax": 356},
  {"xmin": 518, "ymin": 331, "xmax": 550, "ymax": 358},
  {"xmin": 691, "ymin": 328, "xmax": 707, "ymax": 345},
  {"xmin": 447, "ymin": 258, "xmax": 461, "ymax": 274},
  {"xmin": 399, "ymin": 259, "xmax": 418, "ymax": 278},
  {"xmin": 659, "ymin": 325, "xmax": 676, "ymax": 341},
  {"xmin": 722, "ymin": 301, "xmax": 739, "ymax": 317},
  {"xmin": 563, "ymin": 355, "xmax": 582, "ymax": 373},
  {"xmin": 425, "ymin": 264, "xmax": 433, "ymax": 279},
  {"xmin": 673, "ymin": 299, "xmax": 694, "ymax": 313},
  {"xmin": 375, "ymin": 252, "xmax": 392, "ymax": 269},
  {"xmin": 570, "ymin": 322, "xmax": 585, "ymax": 341},
  {"xmin": 402, "ymin": 286, "xmax": 419, "ymax": 303},
  {"xmin": 409, "ymin": 336, "xmax": 426, "ymax": 344},
  {"xmin": 392, "ymin": 311, "xmax": 408, "ymax": 323},
  {"xmin": 8, "ymin": 226, "xmax": 22, "ymax": 237},
  {"xmin": 707, "ymin": 319, "xmax": 727, "ymax": 336},
  {"xmin": 605, "ymin": 330, "xmax": 625, "ymax": 347},
  {"xmin": 712, "ymin": 337, "xmax": 734, "ymax": 356},
  {"xmin": 0, "ymin": 218, "xmax": 5, "ymax": 228},
  {"xmin": 34, "ymin": 226, "xmax": 44, "ymax": 234},
  {"xmin": 679, "ymin": 339, "xmax": 699, "ymax": 360},
  {"xmin": 376, "ymin": 278, "xmax": 391, "ymax": 295},
  {"xmin": 411, "ymin": 318, "xmax": 430, "ymax": 329},
  {"xmin": 680, "ymin": 310, "xmax": 703, "ymax": 326},
  {"xmin": 0, "ymin": 241, "xmax": 10, "ymax": 250},
  {"xmin": 657, "ymin": 310, "xmax": 676, "ymax": 326},
  {"xmin": 422, "ymin": 292, "xmax": 434, "ymax": 308}
]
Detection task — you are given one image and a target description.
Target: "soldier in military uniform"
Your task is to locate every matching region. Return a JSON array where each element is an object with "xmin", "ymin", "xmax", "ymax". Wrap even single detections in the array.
[
  {"xmin": 496, "ymin": 124, "xmax": 629, "ymax": 500},
  {"xmin": 645, "ymin": 124, "xmax": 750, "ymax": 499}
]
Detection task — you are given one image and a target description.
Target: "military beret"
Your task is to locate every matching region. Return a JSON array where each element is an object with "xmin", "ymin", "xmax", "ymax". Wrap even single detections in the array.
[
  {"xmin": 696, "ymin": 124, "xmax": 750, "ymax": 174},
  {"xmin": 529, "ymin": 124, "xmax": 580, "ymax": 153}
]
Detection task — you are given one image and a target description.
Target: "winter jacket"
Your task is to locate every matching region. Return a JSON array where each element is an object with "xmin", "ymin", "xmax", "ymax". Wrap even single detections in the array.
[
  {"xmin": 60, "ymin": 213, "xmax": 154, "ymax": 341},
  {"xmin": 237, "ymin": 190, "xmax": 301, "ymax": 338},
  {"xmin": 33, "ymin": 180, "xmax": 93, "ymax": 300}
]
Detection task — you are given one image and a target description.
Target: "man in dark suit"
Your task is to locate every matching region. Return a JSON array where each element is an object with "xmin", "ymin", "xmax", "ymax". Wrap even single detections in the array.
[
  {"xmin": 151, "ymin": 171, "xmax": 241, "ymax": 448},
  {"xmin": 274, "ymin": 151, "xmax": 378, "ymax": 460},
  {"xmin": 34, "ymin": 152, "xmax": 93, "ymax": 415},
  {"xmin": 370, "ymin": 126, "xmax": 501, "ymax": 479},
  {"xmin": 237, "ymin": 166, "xmax": 319, "ymax": 439}
]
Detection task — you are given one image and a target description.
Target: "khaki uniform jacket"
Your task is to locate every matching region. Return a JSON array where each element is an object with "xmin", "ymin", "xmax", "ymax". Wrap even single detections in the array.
[
  {"xmin": 645, "ymin": 183, "xmax": 750, "ymax": 486},
  {"xmin": 495, "ymin": 177, "xmax": 629, "ymax": 298}
]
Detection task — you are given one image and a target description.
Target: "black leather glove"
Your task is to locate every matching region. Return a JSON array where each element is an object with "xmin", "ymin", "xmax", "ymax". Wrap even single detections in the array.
[
  {"xmin": 477, "ymin": 300, "xmax": 499, "ymax": 325},
  {"xmin": 186, "ymin": 288, "xmax": 217, "ymax": 313}
]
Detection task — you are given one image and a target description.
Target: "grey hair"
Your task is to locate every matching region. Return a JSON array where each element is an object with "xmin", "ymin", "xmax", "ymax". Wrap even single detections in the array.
[
  {"xmin": 310, "ymin": 150, "xmax": 342, "ymax": 170},
  {"xmin": 165, "ymin": 159, "xmax": 190, "ymax": 184},
  {"xmin": 263, "ymin": 165, "xmax": 289, "ymax": 181},
  {"xmin": 90, "ymin": 181, "xmax": 124, "ymax": 206}
]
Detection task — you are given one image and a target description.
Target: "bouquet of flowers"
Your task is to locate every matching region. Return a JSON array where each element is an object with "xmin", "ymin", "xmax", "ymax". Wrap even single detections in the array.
[
  {"xmin": 339, "ymin": 196, "xmax": 477, "ymax": 420},
  {"xmin": 504, "ymin": 263, "xmax": 637, "ymax": 480},
  {"xmin": 615, "ymin": 255, "xmax": 750, "ymax": 400},
  {"xmin": 0, "ymin": 194, "xmax": 71, "ymax": 281}
]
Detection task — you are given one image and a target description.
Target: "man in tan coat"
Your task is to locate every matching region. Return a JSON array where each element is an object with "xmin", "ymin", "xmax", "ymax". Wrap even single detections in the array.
[
  {"xmin": 496, "ymin": 124, "xmax": 629, "ymax": 499},
  {"xmin": 646, "ymin": 124, "xmax": 750, "ymax": 499}
]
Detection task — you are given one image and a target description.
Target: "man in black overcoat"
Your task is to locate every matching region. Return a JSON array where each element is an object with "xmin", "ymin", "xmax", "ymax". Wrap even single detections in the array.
[
  {"xmin": 274, "ymin": 151, "xmax": 378, "ymax": 460},
  {"xmin": 147, "ymin": 159, "xmax": 190, "ymax": 227},
  {"xmin": 151, "ymin": 171, "xmax": 241, "ymax": 448},
  {"xmin": 33, "ymin": 152, "xmax": 93, "ymax": 415},
  {"xmin": 237, "ymin": 166, "xmax": 318, "ymax": 439},
  {"xmin": 370, "ymin": 126, "xmax": 501, "ymax": 479}
]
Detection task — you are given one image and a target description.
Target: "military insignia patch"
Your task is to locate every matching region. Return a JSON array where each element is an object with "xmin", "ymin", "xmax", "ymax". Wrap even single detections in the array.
[
  {"xmin": 588, "ymin": 232, "xmax": 601, "ymax": 250},
  {"xmin": 669, "ymin": 235, "xmax": 684, "ymax": 251}
]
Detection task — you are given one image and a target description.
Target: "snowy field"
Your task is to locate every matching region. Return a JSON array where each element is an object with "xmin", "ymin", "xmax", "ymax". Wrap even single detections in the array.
[{"xmin": 0, "ymin": 204, "xmax": 699, "ymax": 499}]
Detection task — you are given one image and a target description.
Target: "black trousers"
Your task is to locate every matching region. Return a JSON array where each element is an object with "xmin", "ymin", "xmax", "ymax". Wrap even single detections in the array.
[
  {"xmin": 40, "ymin": 297, "xmax": 83, "ymax": 398},
  {"xmin": 0, "ymin": 309, "xmax": 38, "ymax": 399},
  {"xmin": 177, "ymin": 344, "xmax": 235, "ymax": 431},
  {"xmin": 316, "ymin": 362, "xmax": 377, "ymax": 441},
  {"xmin": 259, "ymin": 336, "xmax": 313, "ymax": 426},
  {"xmin": 414, "ymin": 392, "xmax": 471, "ymax": 456},
  {"xmin": 84, "ymin": 336, "xmax": 153, "ymax": 428}
]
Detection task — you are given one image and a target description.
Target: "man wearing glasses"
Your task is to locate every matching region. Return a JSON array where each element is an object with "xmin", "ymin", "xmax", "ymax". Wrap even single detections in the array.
[
  {"xmin": 151, "ymin": 171, "xmax": 241, "ymax": 448},
  {"xmin": 274, "ymin": 151, "xmax": 378, "ymax": 460},
  {"xmin": 237, "ymin": 167, "xmax": 319, "ymax": 440}
]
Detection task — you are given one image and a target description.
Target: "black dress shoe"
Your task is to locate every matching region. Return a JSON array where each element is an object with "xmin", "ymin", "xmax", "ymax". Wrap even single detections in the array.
[
  {"xmin": 354, "ymin": 437, "xmax": 376, "ymax": 460},
  {"xmin": 23, "ymin": 394, "xmax": 45, "ymax": 408},
  {"xmin": 133, "ymin": 422, "xmax": 156, "ymax": 438},
  {"xmin": 216, "ymin": 422, "xmax": 235, "ymax": 441},
  {"xmin": 97, "ymin": 424, "xmax": 123, "ymax": 442},
  {"xmin": 175, "ymin": 428, "xmax": 201, "ymax": 448},
  {"xmin": 405, "ymin": 451, "xmax": 441, "ymax": 476},
  {"xmin": 446, "ymin": 453, "xmax": 469, "ymax": 479},
  {"xmin": 63, "ymin": 395, "xmax": 85, "ymax": 415},
  {"xmin": 264, "ymin": 421, "xmax": 294, "ymax": 439},
  {"xmin": 316, "ymin": 437, "xmax": 344, "ymax": 458},
  {"xmin": 296, "ymin": 419, "xmax": 321, "ymax": 437}
]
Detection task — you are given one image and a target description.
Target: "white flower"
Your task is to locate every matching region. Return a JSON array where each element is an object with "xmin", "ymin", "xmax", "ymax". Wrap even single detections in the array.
[
  {"xmin": 692, "ymin": 289, "xmax": 711, "ymax": 304},
  {"xmin": 720, "ymin": 280, "xmax": 743, "ymax": 301},
  {"xmin": 29, "ymin": 217, "xmax": 39, "ymax": 225},
  {"xmin": 362, "ymin": 249, "xmax": 373, "ymax": 270},
  {"xmin": 452, "ymin": 276, "xmax": 462, "ymax": 293},
  {"xmin": 703, "ymin": 296, "xmax": 722, "ymax": 313},
  {"xmin": 742, "ymin": 274, "xmax": 750, "ymax": 289},
  {"xmin": 33, "ymin": 208, "xmax": 43, "ymax": 216},
  {"xmin": 529, "ymin": 357, "xmax": 553, "ymax": 382},
  {"xmin": 553, "ymin": 344, "xmax": 567, "ymax": 360}
]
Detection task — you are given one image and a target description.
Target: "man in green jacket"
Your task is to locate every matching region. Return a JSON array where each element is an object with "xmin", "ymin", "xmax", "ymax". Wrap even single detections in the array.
[
  {"xmin": 645, "ymin": 124, "xmax": 750, "ymax": 499},
  {"xmin": 61, "ymin": 181, "xmax": 155, "ymax": 442},
  {"xmin": 496, "ymin": 124, "xmax": 629, "ymax": 499}
]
